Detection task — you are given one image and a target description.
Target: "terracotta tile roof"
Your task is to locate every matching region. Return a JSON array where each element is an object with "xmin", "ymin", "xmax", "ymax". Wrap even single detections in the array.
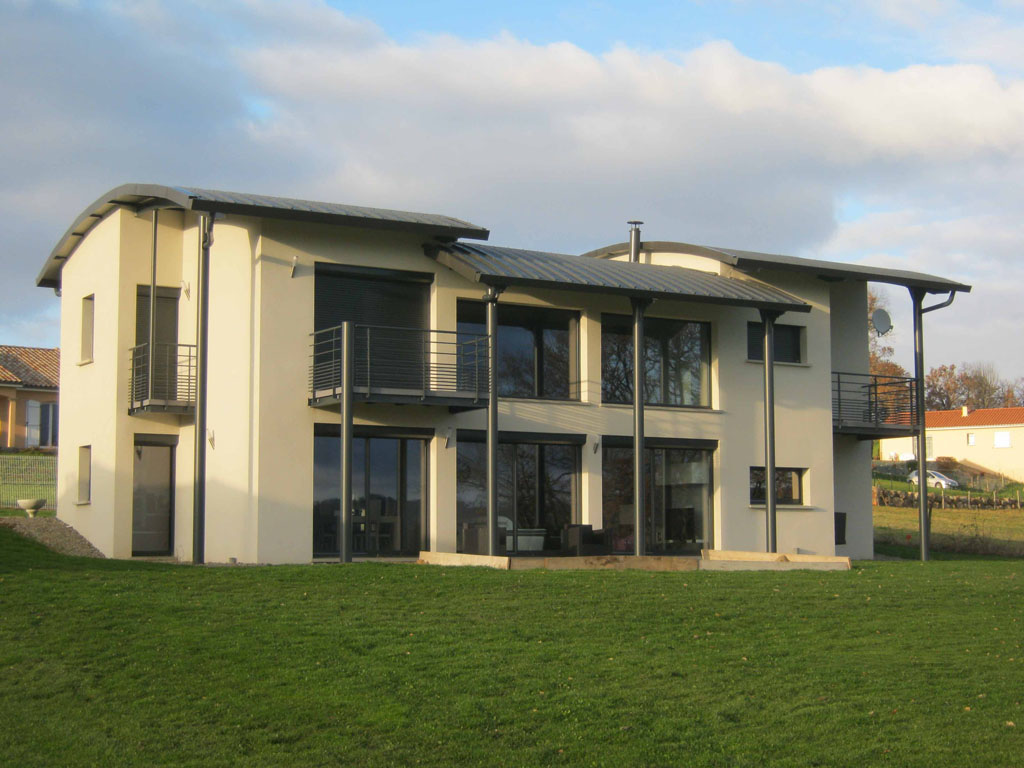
[
  {"xmin": 927, "ymin": 407, "xmax": 1024, "ymax": 428},
  {"xmin": 0, "ymin": 346, "xmax": 60, "ymax": 389}
]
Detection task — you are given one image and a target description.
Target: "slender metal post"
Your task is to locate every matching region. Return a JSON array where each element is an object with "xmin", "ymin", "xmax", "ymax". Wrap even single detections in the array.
[
  {"xmin": 192, "ymin": 214, "xmax": 213, "ymax": 564},
  {"xmin": 148, "ymin": 210, "xmax": 158, "ymax": 401},
  {"xmin": 632, "ymin": 298, "xmax": 648, "ymax": 556},
  {"xmin": 339, "ymin": 321, "xmax": 354, "ymax": 563},
  {"xmin": 761, "ymin": 309, "xmax": 780, "ymax": 553},
  {"xmin": 911, "ymin": 288, "xmax": 929, "ymax": 561},
  {"xmin": 485, "ymin": 286, "xmax": 501, "ymax": 556},
  {"xmin": 628, "ymin": 221, "xmax": 646, "ymax": 556}
]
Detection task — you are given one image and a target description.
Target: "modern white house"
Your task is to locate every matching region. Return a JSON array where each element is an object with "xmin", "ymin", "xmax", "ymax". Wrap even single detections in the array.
[
  {"xmin": 37, "ymin": 184, "xmax": 970, "ymax": 563},
  {"xmin": 881, "ymin": 407, "xmax": 1024, "ymax": 483}
]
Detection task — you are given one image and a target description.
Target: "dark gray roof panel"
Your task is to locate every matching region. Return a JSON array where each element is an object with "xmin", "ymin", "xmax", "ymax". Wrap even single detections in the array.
[
  {"xmin": 38, "ymin": 184, "xmax": 489, "ymax": 288},
  {"xmin": 435, "ymin": 243, "xmax": 810, "ymax": 313},
  {"xmin": 581, "ymin": 240, "xmax": 971, "ymax": 294}
]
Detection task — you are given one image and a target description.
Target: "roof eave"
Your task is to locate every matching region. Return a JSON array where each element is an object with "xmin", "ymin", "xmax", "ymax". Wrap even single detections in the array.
[
  {"xmin": 38, "ymin": 184, "xmax": 490, "ymax": 289},
  {"xmin": 433, "ymin": 246, "xmax": 811, "ymax": 314},
  {"xmin": 580, "ymin": 240, "xmax": 972, "ymax": 295}
]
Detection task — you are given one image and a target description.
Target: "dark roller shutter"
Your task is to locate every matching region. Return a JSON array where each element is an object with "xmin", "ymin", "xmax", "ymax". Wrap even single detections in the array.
[
  {"xmin": 314, "ymin": 265, "xmax": 430, "ymax": 331},
  {"xmin": 314, "ymin": 265, "xmax": 433, "ymax": 392}
]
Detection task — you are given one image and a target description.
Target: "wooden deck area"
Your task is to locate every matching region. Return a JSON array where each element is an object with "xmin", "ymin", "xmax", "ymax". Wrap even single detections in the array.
[{"xmin": 418, "ymin": 549, "xmax": 851, "ymax": 572}]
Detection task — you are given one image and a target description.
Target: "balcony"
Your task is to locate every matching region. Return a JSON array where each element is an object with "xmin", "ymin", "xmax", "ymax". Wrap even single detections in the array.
[
  {"xmin": 832, "ymin": 371, "xmax": 918, "ymax": 439},
  {"xmin": 129, "ymin": 343, "xmax": 197, "ymax": 415},
  {"xmin": 309, "ymin": 324, "xmax": 490, "ymax": 409}
]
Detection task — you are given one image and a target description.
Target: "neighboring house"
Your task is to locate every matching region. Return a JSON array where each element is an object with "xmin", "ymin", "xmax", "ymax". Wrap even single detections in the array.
[
  {"xmin": 37, "ymin": 184, "xmax": 968, "ymax": 562},
  {"xmin": 0, "ymin": 345, "xmax": 59, "ymax": 449},
  {"xmin": 881, "ymin": 407, "xmax": 1024, "ymax": 483}
]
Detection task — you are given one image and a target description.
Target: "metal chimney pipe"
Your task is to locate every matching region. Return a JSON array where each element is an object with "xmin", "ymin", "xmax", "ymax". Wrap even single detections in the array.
[{"xmin": 628, "ymin": 221, "xmax": 643, "ymax": 263}]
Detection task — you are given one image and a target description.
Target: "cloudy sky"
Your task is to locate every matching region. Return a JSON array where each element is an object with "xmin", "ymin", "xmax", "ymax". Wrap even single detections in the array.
[{"xmin": 2, "ymin": 0, "xmax": 1022, "ymax": 377}]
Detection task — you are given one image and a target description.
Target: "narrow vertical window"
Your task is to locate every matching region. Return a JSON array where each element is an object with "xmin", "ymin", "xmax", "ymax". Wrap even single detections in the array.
[
  {"xmin": 78, "ymin": 445, "xmax": 92, "ymax": 503},
  {"xmin": 81, "ymin": 295, "xmax": 95, "ymax": 363},
  {"xmin": 25, "ymin": 400, "xmax": 41, "ymax": 447}
]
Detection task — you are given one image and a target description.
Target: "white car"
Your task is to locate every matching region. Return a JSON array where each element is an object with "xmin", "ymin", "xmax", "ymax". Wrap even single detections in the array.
[{"xmin": 907, "ymin": 470, "xmax": 960, "ymax": 489}]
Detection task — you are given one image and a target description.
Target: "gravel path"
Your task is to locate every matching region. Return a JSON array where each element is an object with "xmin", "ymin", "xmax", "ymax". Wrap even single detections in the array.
[{"xmin": 0, "ymin": 517, "xmax": 105, "ymax": 558}]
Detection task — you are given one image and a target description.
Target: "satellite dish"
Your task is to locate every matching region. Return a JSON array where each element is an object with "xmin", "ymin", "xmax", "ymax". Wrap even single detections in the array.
[{"xmin": 871, "ymin": 308, "xmax": 892, "ymax": 336}]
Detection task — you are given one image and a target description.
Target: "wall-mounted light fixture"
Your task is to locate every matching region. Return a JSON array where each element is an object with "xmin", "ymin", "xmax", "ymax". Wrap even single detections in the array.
[
  {"xmin": 290, "ymin": 254, "xmax": 298, "ymax": 278},
  {"xmin": 207, "ymin": 429, "xmax": 215, "ymax": 448},
  {"xmin": 592, "ymin": 438, "xmax": 600, "ymax": 454},
  {"xmin": 444, "ymin": 427, "xmax": 454, "ymax": 449},
  {"xmin": 180, "ymin": 280, "xmax": 191, "ymax": 299}
]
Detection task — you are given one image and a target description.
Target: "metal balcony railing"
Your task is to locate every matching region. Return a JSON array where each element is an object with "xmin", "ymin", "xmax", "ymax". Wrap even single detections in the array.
[
  {"xmin": 129, "ymin": 342, "xmax": 197, "ymax": 413},
  {"xmin": 309, "ymin": 324, "xmax": 490, "ymax": 405},
  {"xmin": 832, "ymin": 371, "xmax": 918, "ymax": 436}
]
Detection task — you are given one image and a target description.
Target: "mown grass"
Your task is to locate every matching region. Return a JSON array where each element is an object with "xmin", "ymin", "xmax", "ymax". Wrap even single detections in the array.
[
  {"xmin": 875, "ymin": 504, "xmax": 1024, "ymax": 557},
  {"xmin": 2, "ymin": 527, "xmax": 1023, "ymax": 767}
]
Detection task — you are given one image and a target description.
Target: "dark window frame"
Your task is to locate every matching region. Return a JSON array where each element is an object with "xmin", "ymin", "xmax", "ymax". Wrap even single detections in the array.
[
  {"xmin": 601, "ymin": 443, "xmax": 715, "ymax": 554},
  {"xmin": 600, "ymin": 313, "xmax": 712, "ymax": 408},
  {"xmin": 312, "ymin": 425, "xmax": 431, "ymax": 557},
  {"xmin": 457, "ymin": 299, "xmax": 580, "ymax": 402},
  {"xmin": 455, "ymin": 432, "xmax": 581, "ymax": 554},
  {"xmin": 746, "ymin": 322, "xmax": 804, "ymax": 364},
  {"xmin": 749, "ymin": 466, "xmax": 805, "ymax": 505}
]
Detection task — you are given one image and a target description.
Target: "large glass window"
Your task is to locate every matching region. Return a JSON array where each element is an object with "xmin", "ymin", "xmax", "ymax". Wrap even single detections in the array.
[
  {"xmin": 313, "ymin": 432, "xmax": 426, "ymax": 557},
  {"xmin": 601, "ymin": 315, "xmax": 710, "ymax": 407},
  {"xmin": 746, "ymin": 322, "xmax": 803, "ymax": 363},
  {"xmin": 749, "ymin": 467, "xmax": 804, "ymax": 505},
  {"xmin": 457, "ymin": 438, "xmax": 579, "ymax": 554},
  {"xmin": 601, "ymin": 445, "xmax": 713, "ymax": 555},
  {"xmin": 458, "ymin": 301, "xmax": 579, "ymax": 400}
]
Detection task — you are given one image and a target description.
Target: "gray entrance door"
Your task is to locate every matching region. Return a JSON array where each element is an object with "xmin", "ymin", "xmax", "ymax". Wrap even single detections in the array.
[{"xmin": 132, "ymin": 444, "xmax": 174, "ymax": 555}]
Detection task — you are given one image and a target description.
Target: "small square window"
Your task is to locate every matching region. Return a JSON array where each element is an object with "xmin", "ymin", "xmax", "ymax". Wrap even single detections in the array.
[
  {"xmin": 750, "ymin": 467, "xmax": 804, "ymax": 505},
  {"xmin": 747, "ymin": 322, "xmax": 803, "ymax": 364},
  {"xmin": 967, "ymin": 432, "xmax": 975, "ymax": 446},
  {"xmin": 994, "ymin": 431, "xmax": 1011, "ymax": 449},
  {"xmin": 78, "ymin": 446, "xmax": 92, "ymax": 504}
]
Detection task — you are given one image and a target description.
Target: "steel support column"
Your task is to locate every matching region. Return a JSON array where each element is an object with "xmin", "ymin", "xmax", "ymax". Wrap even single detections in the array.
[
  {"xmin": 632, "ymin": 297, "xmax": 648, "ymax": 556},
  {"xmin": 148, "ymin": 210, "xmax": 158, "ymax": 401},
  {"xmin": 485, "ymin": 286, "xmax": 501, "ymax": 556},
  {"xmin": 911, "ymin": 288, "xmax": 929, "ymax": 561},
  {"xmin": 761, "ymin": 309, "xmax": 781, "ymax": 553},
  {"xmin": 628, "ymin": 220, "xmax": 646, "ymax": 557},
  {"xmin": 192, "ymin": 214, "xmax": 213, "ymax": 564},
  {"xmin": 339, "ymin": 321, "xmax": 354, "ymax": 563}
]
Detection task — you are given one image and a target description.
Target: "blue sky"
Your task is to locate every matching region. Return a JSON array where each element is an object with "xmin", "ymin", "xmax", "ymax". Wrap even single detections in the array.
[{"xmin": 2, "ymin": 0, "xmax": 1023, "ymax": 378}]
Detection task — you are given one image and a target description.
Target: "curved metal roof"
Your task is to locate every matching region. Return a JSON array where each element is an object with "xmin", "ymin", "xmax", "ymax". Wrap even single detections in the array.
[
  {"xmin": 433, "ymin": 243, "xmax": 810, "ymax": 313},
  {"xmin": 581, "ymin": 241, "xmax": 971, "ymax": 294},
  {"xmin": 38, "ymin": 184, "xmax": 489, "ymax": 288}
]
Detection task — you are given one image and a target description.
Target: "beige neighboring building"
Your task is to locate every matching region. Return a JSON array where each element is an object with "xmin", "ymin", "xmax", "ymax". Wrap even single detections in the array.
[
  {"xmin": 0, "ymin": 345, "xmax": 60, "ymax": 449},
  {"xmin": 36, "ymin": 184, "xmax": 969, "ymax": 563},
  {"xmin": 881, "ymin": 407, "xmax": 1024, "ymax": 482}
]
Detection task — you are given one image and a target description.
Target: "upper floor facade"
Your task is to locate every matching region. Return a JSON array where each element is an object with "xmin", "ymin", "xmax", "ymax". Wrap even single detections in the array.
[{"xmin": 38, "ymin": 185, "xmax": 969, "ymax": 562}]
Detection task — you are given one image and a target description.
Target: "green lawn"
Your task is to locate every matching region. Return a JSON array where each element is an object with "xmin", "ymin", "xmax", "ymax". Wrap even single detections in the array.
[
  {"xmin": 2, "ymin": 528, "xmax": 1023, "ymax": 766},
  {"xmin": 875, "ymin": 505, "xmax": 1024, "ymax": 557}
]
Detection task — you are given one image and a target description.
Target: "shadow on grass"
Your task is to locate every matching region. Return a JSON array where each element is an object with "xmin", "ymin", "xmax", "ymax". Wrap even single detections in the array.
[
  {"xmin": 874, "ymin": 539, "xmax": 1022, "ymax": 561},
  {"xmin": 0, "ymin": 526, "xmax": 173, "ymax": 575}
]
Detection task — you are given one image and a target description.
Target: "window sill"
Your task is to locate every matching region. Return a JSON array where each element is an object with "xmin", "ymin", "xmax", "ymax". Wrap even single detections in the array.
[
  {"xmin": 598, "ymin": 402, "xmax": 720, "ymax": 413},
  {"xmin": 745, "ymin": 359, "xmax": 810, "ymax": 368},
  {"xmin": 748, "ymin": 504, "xmax": 821, "ymax": 511},
  {"xmin": 76, "ymin": 358, "xmax": 94, "ymax": 367},
  {"xmin": 74, "ymin": 500, "xmax": 91, "ymax": 507}
]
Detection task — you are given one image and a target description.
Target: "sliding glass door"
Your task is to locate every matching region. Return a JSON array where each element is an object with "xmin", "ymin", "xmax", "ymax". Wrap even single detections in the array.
[
  {"xmin": 602, "ymin": 445, "xmax": 713, "ymax": 555},
  {"xmin": 313, "ymin": 434, "xmax": 426, "ymax": 557}
]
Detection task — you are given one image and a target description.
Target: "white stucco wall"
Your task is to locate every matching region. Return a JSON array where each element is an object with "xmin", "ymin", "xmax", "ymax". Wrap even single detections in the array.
[{"xmin": 55, "ymin": 211, "xmax": 870, "ymax": 563}]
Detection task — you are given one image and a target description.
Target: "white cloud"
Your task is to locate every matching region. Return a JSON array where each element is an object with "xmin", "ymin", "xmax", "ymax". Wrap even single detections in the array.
[{"xmin": 1, "ymin": 0, "xmax": 1023, "ymax": 378}]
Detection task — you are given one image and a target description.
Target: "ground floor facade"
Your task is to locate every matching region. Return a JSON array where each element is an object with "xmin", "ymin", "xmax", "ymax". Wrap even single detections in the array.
[{"xmin": 57, "ymin": 399, "xmax": 871, "ymax": 563}]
